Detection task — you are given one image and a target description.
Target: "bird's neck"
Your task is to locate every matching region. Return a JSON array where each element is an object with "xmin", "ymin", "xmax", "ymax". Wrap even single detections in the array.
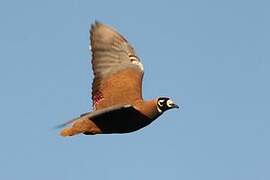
[{"xmin": 134, "ymin": 99, "xmax": 161, "ymax": 120}]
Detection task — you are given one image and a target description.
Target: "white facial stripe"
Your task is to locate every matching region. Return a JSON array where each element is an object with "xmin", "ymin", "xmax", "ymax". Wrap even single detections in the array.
[
  {"xmin": 166, "ymin": 99, "xmax": 174, "ymax": 107},
  {"xmin": 158, "ymin": 99, "xmax": 165, "ymax": 107},
  {"xmin": 157, "ymin": 106, "xmax": 162, "ymax": 113}
]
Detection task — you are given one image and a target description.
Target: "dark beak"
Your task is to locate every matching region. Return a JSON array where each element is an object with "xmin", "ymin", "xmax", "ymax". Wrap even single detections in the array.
[{"xmin": 172, "ymin": 104, "xmax": 179, "ymax": 109}]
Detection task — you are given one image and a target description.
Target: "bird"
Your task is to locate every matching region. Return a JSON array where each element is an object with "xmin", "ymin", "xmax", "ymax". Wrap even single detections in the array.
[{"xmin": 59, "ymin": 22, "xmax": 179, "ymax": 137}]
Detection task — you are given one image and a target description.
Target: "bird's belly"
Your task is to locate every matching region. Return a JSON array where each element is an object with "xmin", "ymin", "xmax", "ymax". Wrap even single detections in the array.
[{"xmin": 91, "ymin": 114, "xmax": 153, "ymax": 134}]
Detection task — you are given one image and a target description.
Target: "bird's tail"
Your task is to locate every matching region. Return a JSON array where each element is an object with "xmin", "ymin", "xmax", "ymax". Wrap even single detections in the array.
[{"xmin": 55, "ymin": 117, "xmax": 82, "ymax": 137}]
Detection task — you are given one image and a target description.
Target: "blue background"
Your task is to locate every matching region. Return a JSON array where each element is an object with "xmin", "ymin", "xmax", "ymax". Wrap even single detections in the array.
[{"xmin": 0, "ymin": 0, "xmax": 269, "ymax": 179}]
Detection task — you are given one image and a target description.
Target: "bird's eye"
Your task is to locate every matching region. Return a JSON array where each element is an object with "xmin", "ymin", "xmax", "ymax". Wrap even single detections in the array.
[{"xmin": 166, "ymin": 99, "xmax": 174, "ymax": 107}]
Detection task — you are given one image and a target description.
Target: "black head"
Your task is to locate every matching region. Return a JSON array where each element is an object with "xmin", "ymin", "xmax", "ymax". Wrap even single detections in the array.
[{"xmin": 156, "ymin": 97, "xmax": 179, "ymax": 113}]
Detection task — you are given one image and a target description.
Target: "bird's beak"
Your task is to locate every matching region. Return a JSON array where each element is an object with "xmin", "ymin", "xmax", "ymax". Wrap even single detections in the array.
[{"xmin": 172, "ymin": 103, "xmax": 179, "ymax": 109}]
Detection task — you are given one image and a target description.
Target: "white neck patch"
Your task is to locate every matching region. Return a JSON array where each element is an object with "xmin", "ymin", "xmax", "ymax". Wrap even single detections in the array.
[{"xmin": 157, "ymin": 105, "xmax": 163, "ymax": 113}]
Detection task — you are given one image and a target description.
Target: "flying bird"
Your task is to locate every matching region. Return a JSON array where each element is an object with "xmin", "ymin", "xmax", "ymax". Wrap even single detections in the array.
[{"xmin": 60, "ymin": 22, "xmax": 179, "ymax": 136}]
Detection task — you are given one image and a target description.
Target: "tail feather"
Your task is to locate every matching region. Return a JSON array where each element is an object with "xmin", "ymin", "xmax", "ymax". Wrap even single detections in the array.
[{"xmin": 60, "ymin": 127, "xmax": 79, "ymax": 137}]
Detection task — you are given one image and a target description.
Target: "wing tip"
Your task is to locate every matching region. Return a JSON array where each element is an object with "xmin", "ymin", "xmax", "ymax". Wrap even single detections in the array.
[
  {"xmin": 90, "ymin": 21, "xmax": 129, "ymax": 43},
  {"xmin": 54, "ymin": 117, "xmax": 80, "ymax": 129},
  {"xmin": 90, "ymin": 20, "xmax": 103, "ymax": 31}
]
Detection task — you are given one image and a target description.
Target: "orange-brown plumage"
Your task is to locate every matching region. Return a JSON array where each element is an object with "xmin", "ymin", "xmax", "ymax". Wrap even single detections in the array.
[
  {"xmin": 90, "ymin": 22, "xmax": 143, "ymax": 110},
  {"xmin": 94, "ymin": 67, "xmax": 143, "ymax": 110},
  {"xmin": 59, "ymin": 22, "xmax": 178, "ymax": 137}
]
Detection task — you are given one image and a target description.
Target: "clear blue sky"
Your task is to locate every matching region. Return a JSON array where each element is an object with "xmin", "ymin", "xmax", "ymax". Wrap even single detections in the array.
[{"xmin": 0, "ymin": 0, "xmax": 269, "ymax": 179}]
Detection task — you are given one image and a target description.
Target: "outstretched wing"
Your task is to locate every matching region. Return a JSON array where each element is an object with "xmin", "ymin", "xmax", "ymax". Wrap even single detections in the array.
[{"xmin": 90, "ymin": 22, "xmax": 144, "ymax": 110}]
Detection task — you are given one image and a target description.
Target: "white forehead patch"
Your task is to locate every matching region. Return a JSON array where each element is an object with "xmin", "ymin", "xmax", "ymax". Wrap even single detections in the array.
[{"xmin": 166, "ymin": 99, "xmax": 174, "ymax": 107}]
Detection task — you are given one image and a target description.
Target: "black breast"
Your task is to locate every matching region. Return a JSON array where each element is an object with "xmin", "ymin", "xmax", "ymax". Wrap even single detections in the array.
[{"xmin": 90, "ymin": 106, "xmax": 153, "ymax": 134}]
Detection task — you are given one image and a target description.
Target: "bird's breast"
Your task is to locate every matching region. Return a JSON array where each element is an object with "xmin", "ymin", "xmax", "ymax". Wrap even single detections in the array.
[
  {"xmin": 91, "ymin": 109, "xmax": 154, "ymax": 134},
  {"xmin": 89, "ymin": 100, "xmax": 160, "ymax": 134}
]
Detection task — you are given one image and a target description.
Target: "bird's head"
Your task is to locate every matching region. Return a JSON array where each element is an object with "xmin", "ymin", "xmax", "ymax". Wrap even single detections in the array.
[{"xmin": 156, "ymin": 97, "xmax": 179, "ymax": 113}]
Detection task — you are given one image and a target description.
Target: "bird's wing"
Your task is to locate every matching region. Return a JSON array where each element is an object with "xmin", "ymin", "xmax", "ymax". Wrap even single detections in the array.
[
  {"xmin": 56, "ymin": 104, "xmax": 134, "ymax": 129},
  {"xmin": 90, "ymin": 22, "xmax": 144, "ymax": 110},
  {"xmin": 81, "ymin": 104, "xmax": 134, "ymax": 119}
]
